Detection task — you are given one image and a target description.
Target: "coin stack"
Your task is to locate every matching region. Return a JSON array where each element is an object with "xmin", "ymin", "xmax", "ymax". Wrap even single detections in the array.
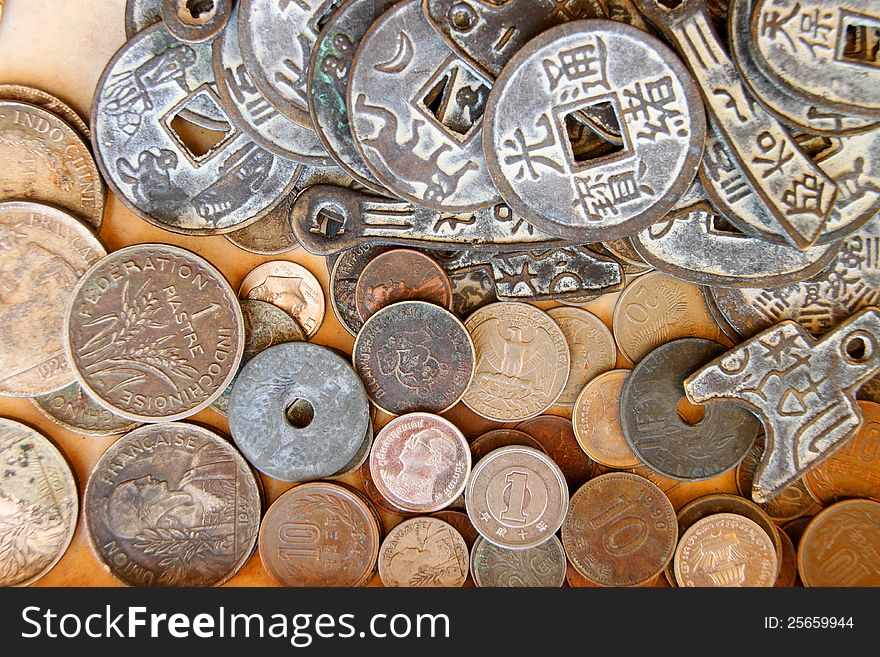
[{"xmin": 1, "ymin": 0, "xmax": 879, "ymax": 588}]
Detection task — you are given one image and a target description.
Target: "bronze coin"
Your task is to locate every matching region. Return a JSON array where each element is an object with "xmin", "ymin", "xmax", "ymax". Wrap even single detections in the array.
[
  {"xmin": 259, "ymin": 482, "xmax": 381, "ymax": 587},
  {"xmin": 330, "ymin": 244, "xmax": 389, "ymax": 336},
  {"xmin": 65, "ymin": 244, "xmax": 244, "ymax": 423},
  {"xmin": 370, "ymin": 413, "xmax": 471, "ymax": 513},
  {"xmin": 378, "ymin": 517, "xmax": 470, "ymax": 587},
  {"xmin": 471, "ymin": 535, "xmax": 566, "ymax": 587},
  {"xmin": 798, "ymin": 499, "xmax": 880, "ymax": 587},
  {"xmin": 353, "ymin": 301, "xmax": 475, "ymax": 416},
  {"xmin": 573, "ymin": 370, "xmax": 641, "ymax": 469},
  {"xmin": 84, "ymin": 422, "xmax": 261, "ymax": 586},
  {"xmin": 517, "ymin": 415, "xmax": 596, "ymax": 491},
  {"xmin": 775, "ymin": 528, "xmax": 799, "ymax": 588},
  {"xmin": 470, "ymin": 428, "xmax": 545, "ymax": 462},
  {"xmin": 31, "ymin": 382, "xmax": 140, "ymax": 438},
  {"xmin": 562, "ymin": 473, "xmax": 677, "ymax": 587},
  {"xmin": 354, "ymin": 248, "xmax": 453, "ymax": 322},
  {"xmin": 546, "ymin": 307, "xmax": 616, "ymax": 408},
  {"xmin": 566, "ymin": 561, "xmax": 661, "ymax": 588},
  {"xmin": 239, "ymin": 260, "xmax": 325, "ymax": 338}
]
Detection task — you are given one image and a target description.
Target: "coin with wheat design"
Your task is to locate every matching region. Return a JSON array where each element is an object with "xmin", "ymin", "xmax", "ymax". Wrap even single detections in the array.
[{"xmin": 378, "ymin": 517, "xmax": 469, "ymax": 587}]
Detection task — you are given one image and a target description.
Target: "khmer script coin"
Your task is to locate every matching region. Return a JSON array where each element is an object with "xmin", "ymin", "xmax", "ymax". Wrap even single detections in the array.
[
  {"xmin": 378, "ymin": 516, "xmax": 469, "ymax": 587},
  {"xmin": 471, "ymin": 534, "xmax": 566, "ymax": 587},
  {"xmin": 239, "ymin": 260, "xmax": 325, "ymax": 337},
  {"xmin": 31, "ymin": 382, "xmax": 140, "ymax": 438}
]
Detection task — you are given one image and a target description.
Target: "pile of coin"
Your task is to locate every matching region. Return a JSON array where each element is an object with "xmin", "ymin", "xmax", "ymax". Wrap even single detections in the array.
[{"xmin": 1, "ymin": 0, "xmax": 879, "ymax": 587}]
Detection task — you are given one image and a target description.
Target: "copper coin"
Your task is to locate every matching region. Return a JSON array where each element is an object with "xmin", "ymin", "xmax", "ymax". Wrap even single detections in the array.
[
  {"xmin": 804, "ymin": 400, "xmax": 880, "ymax": 505},
  {"xmin": 674, "ymin": 513, "xmax": 778, "ymax": 587},
  {"xmin": 0, "ymin": 201, "xmax": 105, "ymax": 397},
  {"xmin": 330, "ymin": 244, "xmax": 389, "ymax": 336},
  {"xmin": 546, "ymin": 307, "xmax": 616, "ymax": 408},
  {"xmin": 65, "ymin": 244, "xmax": 244, "ymax": 423},
  {"xmin": 354, "ymin": 248, "xmax": 453, "ymax": 322},
  {"xmin": 775, "ymin": 528, "xmax": 798, "ymax": 588},
  {"xmin": 84, "ymin": 422, "xmax": 261, "ymax": 586},
  {"xmin": 378, "ymin": 517, "xmax": 470, "ymax": 587},
  {"xmin": 259, "ymin": 482, "xmax": 381, "ymax": 587},
  {"xmin": 573, "ymin": 369, "xmax": 641, "ymax": 469},
  {"xmin": 798, "ymin": 499, "xmax": 880, "ymax": 587},
  {"xmin": 31, "ymin": 382, "xmax": 140, "ymax": 438},
  {"xmin": 612, "ymin": 271, "xmax": 723, "ymax": 364},
  {"xmin": 562, "ymin": 473, "xmax": 677, "ymax": 587},
  {"xmin": 239, "ymin": 260, "xmax": 325, "ymax": 338},
  {"xmin": 470, "ymin": 535, "xmax": 566, "ymax": 587},
  {"xmin": 516, "ymin": 415, "xmax": 596, "ymax": 491},
  {"xmin": 566, "ymin": 562, "xmax": 661, "ymax": 588},
  {"xmin": 0, "ymin": 417, "xmax": 78, "ymax": 586},
  {"xmin": 463, "ymin": 302, "xmax": 570, "ymax": 422},
  {"xmin": 353, "ymin": 301, "xmax": 475, "ymax": 415},
  {"xmin": 470, "ymin": 428, "xmax": 545, "ymax": 462},
  {"xmin": 0, "ymin": 83, "xmax": 90, "ymax": 144},
  {"xmin": 465, "ymin": 445, "xmax": 568, "ymax": 549},
  {"xmin": 370, "ymin": 413, "xmax": 470, "ymax": 513}
]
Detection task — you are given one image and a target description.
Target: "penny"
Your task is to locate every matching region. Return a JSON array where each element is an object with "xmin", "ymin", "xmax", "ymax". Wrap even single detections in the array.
[
  {"xmin": 803, "ymin": 400, "xmax": 880, "ymax": 505},
  {"xmin": 450, "ymin": 267, "xmax": 497, "ymax": 318},
  {"xmin": 0, "ymin": 100, "xmax": 104, "ymax": 230},
  {"xmin": 31, "ymin": 382, "xmax": 141, "ymax": 438},
  {"xmin": 562, "ymin": 473, "xmax": 677, "ymax": 587},
  {"xmin": 0, "ymin": 418, "xmax": 77, "ymax": 586},
  {"xmin": 370, "ymin": 413, "xmax": 470, "ymax": 513},
  {"xmin": 239, "ymin": 260, "xmax": 325, "ymax": 338},
  {"xmin": 546, "ymin": 307, "xmax": 616, "ymax": 407},
  {"xmin": 471, "ymin": 535, "xmax": 566, "ymax": 588},
  {"xmin": 329, "ymin": 244, "xmax": 389, "ymax": 335},
  {"xmin": 463, "ymin": 302, "xmax": 570, "ymax": 422},
  {"xmin": 354, "ymin": 248, "xmax": 453, "ymax": 322},
  {"xmin": 775, "ymin": 528, "xmax": 799, "ymax": 588},
  {"xmin": 353, "ymin": 301, "xmax": 475, "ymax": 415},
  {"xmin": 470, "ymin": 429, "xmax": 545, "ymax": 463},
  {"xmin": 465, "ymin": 445, "xmax": 568, "ymax": 549},
  {"xmin": 378, "ymin": 517, "xmax": 469, "ymax": 587},
  {"xmin": 573, "ymin": 369, "xmax": 641, "ymax": 469},
  {"xmin": 612, "ymin": 271, "xmax": 723, "ymax": 364},
  {"xmin": 0, "ymin": 202, "xmax": 105, "ymax": 399},
  {"xmin": 210, "ymin": 300, "xmax": 306, "ymax": 416},
  {"xmin": 65, "ymin": 244, "xmax": 244, "ymax": 422},
  {"xmin": 224, "ymin": 192, "xmax": 299, "ymax": 255},
  {"xmin": 516, "ymin": 415, "xmax": 596, "ymax": 491},
  {"xmin": 674, "ymin": 513, "xmax": 778, "ymax": 587},
  {"xmin": 161, "ymin": 0, "xmax": 232, "ymax": 43},
  {"xmin": 0, "ymin": 83, "xmax": 91, "ymax": 143},
  {"xmin": 798, "ymin": 499, "xmax": 880, "ymax": 586},
  {"xmin": 259, "ymin": 482, "xmax": 381, "ymax": 587}
]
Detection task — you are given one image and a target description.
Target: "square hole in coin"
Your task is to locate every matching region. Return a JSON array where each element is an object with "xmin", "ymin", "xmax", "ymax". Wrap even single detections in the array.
[
  {"xmin": 161, "ymin": 85, "xmax": 237, "ymax": 165},
  {"xmin": 839, "ymin": 13, "xmax": 880, "ymax": 68},
  {"xmin": 415, "ymin": 56, "xmax": 491, "ymax": 143},
  {"xmin": 563, "ymin": 100, "xmax": 626, "ymax": 165}
]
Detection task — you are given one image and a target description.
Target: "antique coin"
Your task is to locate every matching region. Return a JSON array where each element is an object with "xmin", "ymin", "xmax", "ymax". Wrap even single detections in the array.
[
  {"xmin": 370, "ymin": 413, "xmax": 470, "ymax": 513},
  {"xmin": 470, "ymin": 428, "xmax": 544, "ymax": 462},
  {"xmin": 0, "ymin": 100, "xmax": 104, "ymax": 230},
  {"xmin": 161, "ymin": 0, "xmax": 232, "ymax": 43},
  {"xmin": 224, "ymin": 192, "xmax": 299, "ymax": 255},
  {"xmin": 354, "ymin": 248, "xmax": 453, "ymax": 321},
  {"xmin": 31, "ymin": 383, "xmax": 140, "ymax": 438},
  {"xmin": 573, "ymin": 369, "xmax": 642, "ymax": 469},
  {"xmin": 450, "ymin": 267, "xmax": 497, "ymax": 318},
  {"xmin": 798, "ymin": 499, "xmax": 880, "ymax": 587},
  {"xmin": 210, "ymin": 299, "xmax": 305, "ymax": 416},
  {"xmin": 674, "ymin": 513, "xmax": 778, "ymax": 587},
  {"xmin": 65, "ymin": 244, "xmax": 244, "ymax": 422},
  {"xmin": 228, "ymin": 342, "xmax": 369, "ymax": 482},
  {"xmin": 465, "ymin": 445, "xmax": 568, "ymax": 549},
  {"xmin": 0, "ymin": 201, "xmax": 106, "ymax": 397},
  {"xmin": 562, "ymin": 473, "xmax": 677, "ymax": 587},
  {"xmin": 239, "ymin": 260, "xmax": 325, "ymax": 337},
  {"xmin": 463, "ymin": 302, "xmax": 570, "ymax": 421},
  {"xmin": 803, "ymin": 400, "xmax": 880, "ymax": 505},
  {"xmin": 378, "ymin": 517, "xmax": 469, "ymax": 587},
  {"xmin": 612, "ymin": 271, "xmax": 724, "ymax": 364},
  {"xmin": 125, "ymin": 0, "xmax": 162, "ymax": 37},
  {"xmin": 482, "ymin": 20, "xmax": 705, "ymax": 241},
  {"xmin": 353, "ymin": 301, "xmax": 475, "ymax": 415},
  {"xmin": 546, "ymin": 307, "xmax": 615, "ymax": 407},
  {"xmin": 259, "ymin": 482, "xmax": 381, "ymax": 587},
  {"xmin": 84, "ymin": 422, "xmax": 260, "ymax": 586},
  {"xmin": 0, "ymin": 418, "xmax": 77, "ymax": 586},
  {"xmin": 329, "ymin": 244, "xmax": 389, "ymax": 335},
  {"xmin": 471, "ymin": 535, "xmax": 566, "ymax": 588},
  {"xmin": 0, "ymin": 83, "xmax": 91, "ymax": 143},
  {"xmin": 516, "ymin": 415, "xmax": 595, "ymax": 491}
]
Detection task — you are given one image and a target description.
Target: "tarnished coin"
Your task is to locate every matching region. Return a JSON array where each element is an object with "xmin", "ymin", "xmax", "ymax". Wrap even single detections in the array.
[
  {"xmin": 798, "ymin": 499, "xmax": 880, "ymax": 587},
  {"xmin": 125, "ymin": 0, "xmax": 162, "ymax": 37},
  {"xmin": 471, "ymin": 535, "xmax": 566, "ymax": 588},
  {"xmin": 613, "ymin": 271, "xmax": 724, "ymax": 364},
  {"xmin": 0, "ymin": 418, "xmax": 77, "ymax": 586},
  {"xmin": 463, "ymin": 302, "xmax": 570, "ymax": 422},
  {"xmin": 562, "ymin": 473, "xmax": 677, "ymax": 587},
  {"xmin": 353, "ymin": 301, "xmax": 475, "ymax": 415},
  {"xmin": 370, "ymin": 413, "xmax": 470, "ymax": 513},
  {"xmin": 573, "ymin": 369, "xmax": 641, "ymax": 469},
  {"xmin": 259, "ymin": 482, "xmax": 381, "ymax": 587},
  {"xmin": 470, "ymin": 428, "xmax": 545, "ymax": 462},
  {"xmin": 31, "ymin": 383, "xmax": 140, "ymax": 438},
  {"xmin": 465, "ymin": 445, "xmax": 568, "ymax": 549},
  {"xmin": 621, "ymin": 338, "xmax": 761, "ymax": 481},
  {"xmin": 450, "ymin": 267, "xmax": 497, "ymax": 318},
  {"xmin": 0, "ymin": 100, "xmax": 104, "ymax": 230},
  {"xmin": 161, "ymin": 0, "xmax": 232, "ymax": 43},
  {"xmin": 378, "ymin": 517, "xmax": 469, "ymax": 587},
  {"xmin": 224, "ymin": 192, "xmax": 299, "ymax": 255},
  {"xmin": 431, "ymin": 509, "xmax": 479, "ymax": 550},
  {"xmin": 674, "ymin": 513, "xmax": 778, "ymax": 587},
  {"xmin": 516, "ymin": 415, "xmax": 596, "ymax": 491},
  {"xmin": 0, "ymin": 83, "xmax": 91, "ymax": 143},
  {"xmin": 0, "ymin": 202, "xmax": 106, "ymax": 397},
  {"xmin": 239, "ymin": 260, "xmax": 325, "ymax": 337},
  {"xmin": 65, "ymin": 244, "xmax": 244, "ymax": 422},
  {"xmin": 210, "ymin": 300, "xmax": 306, "ymax": 416},
  {"xmin": 330, "ymin": 244, "xmax": 389, "ymax": 335},
  {"xmin": 546, "ymin": 307, "xmax": 616, "ymax": 407},
  {"xmin": 84, "ymin": 422, "xmax": 260, "ymax": 586}
]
